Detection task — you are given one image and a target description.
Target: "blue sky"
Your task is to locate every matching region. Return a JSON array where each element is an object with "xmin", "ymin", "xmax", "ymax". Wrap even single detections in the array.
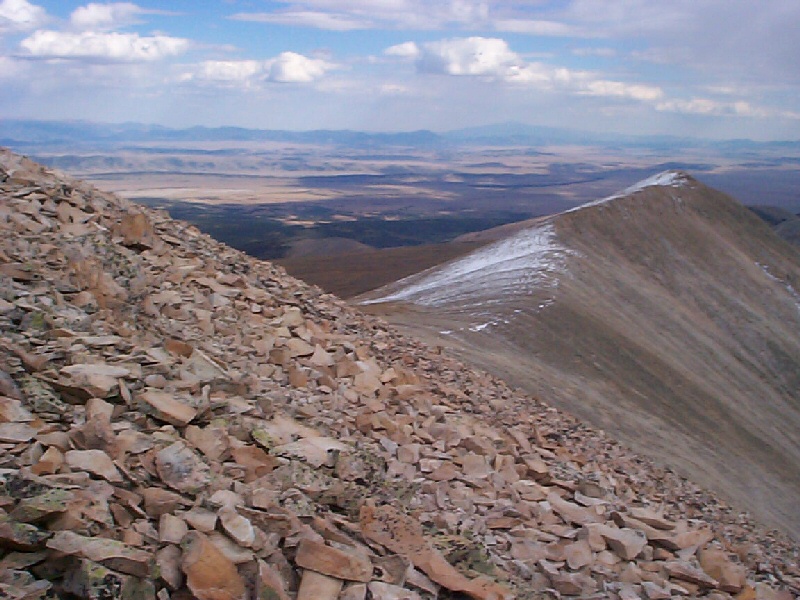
[{"xmin": 1, "ymin": 0, "xmax": 799, "ymax": 139}]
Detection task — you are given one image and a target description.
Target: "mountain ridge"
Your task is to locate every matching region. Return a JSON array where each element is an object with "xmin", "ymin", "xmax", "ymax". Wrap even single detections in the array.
[{"xmin": 362, "ymin": 171, "xmax": 800, "ymax": 541}]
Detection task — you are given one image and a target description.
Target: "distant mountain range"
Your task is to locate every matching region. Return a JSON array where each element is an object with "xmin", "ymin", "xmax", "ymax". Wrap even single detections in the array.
[{"xmin": 3, "ymin": 118, "xmax": 800, "ymax": 153}]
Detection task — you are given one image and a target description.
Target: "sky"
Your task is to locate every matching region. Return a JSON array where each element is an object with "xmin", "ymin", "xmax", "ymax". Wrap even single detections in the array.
[{"xmin": 1, "ymin": 0, "xmax": 799, "ymax": 139}]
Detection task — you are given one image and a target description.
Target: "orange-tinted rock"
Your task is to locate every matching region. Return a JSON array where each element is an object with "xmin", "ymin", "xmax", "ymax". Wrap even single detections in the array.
[
  {"xmin": 296, "ymin": 570, "xmax": 343, "ymax": 600},
  {"xmin": 117, "ymin": 212, "xmax": 161, "ymax": 250},
  {"xmin": 138, "ymin": 390, "xmax": 197, "ymax": 427},
  {"xmin": 698, "ymin": 547, "xmax": 746, "ymax": 593},
  {"xmin": 665, "ymin": 560, "xmax": 718, "ymax": 588},
  {"xmin": 181, "ymin": 531, "xmax": 247, "ymax": 600},
  {"xmin": 64, "ymin": 449, "xmax": 123, "ymax": 482},
  {"xmin": 142, "ymin": 487, "xmax": 188, "ymax": 517},
  {"xmin": 256, "ymin": 559, "xmax": 292, "ymax": 600},
  {"xmin": 360, "ymin": 504, "xmax": 512, "ymax": 600},
  {"xmin": 0, "ymin": 422, "xmax": 37, "ymax": 443},
  {"xmin": 159, "ymin": 514, "xmax": 188, "ymax": 545},
  {"xmin": 590, "ymin": 524, "xmax": 647, "ymax": 561},
  {"xmin": 564, "ymin": 539, "xmax": 594, "ymax": 570},
  {"xmin": 218, "ymin": 507, "xmax": 256, "ymax": 548},
  {"xmin": 47, "ymin": 530, "xmax": 151, "ymax": 577},
  {"xmin": 295, "ymin": 538, "xmax": 372, "ymax": 582},
  {"xmin": 156, "ymin": 544, "xmax": 184, "ymax": 590},
  {"xmin": 628, "ymin": 507, "xmax": 675, "ymax": 530},
  {"xmin": 548, "ymin": 492, "xmax": 602, "ymax": 525}
]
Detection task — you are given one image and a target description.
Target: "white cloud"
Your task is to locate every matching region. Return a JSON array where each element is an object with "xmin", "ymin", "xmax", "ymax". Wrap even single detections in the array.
[
  {"xmin": 20, "ymin": 30, "xmax": 188, "ymax": 62},
  {"xmin": 181, "ymin": 52, "xmax": 335, "ymax": 87},
  {"xmin": 389, "ymin": 36, "xmax": 664, "ymax": 104},
  {"xmin": 266, "ymin": 51, "xmax": 334, "ymax": 83},
  {"xmin": 655, "ymin": 97, "xmax": 798, "ymax": 119},
  {"xmin": 194, "ymin": 60, "xmax": 263, "ymax": 84},
  {"xmin": 417, "ymin": 37, "xmax": 521, "ymax": 76},
  {"xmin": 231, "ymin": 0, "xmax": 491, "ymax": 30},
  {"xmin": 494, "ymin": 18, "xmax": 581, "ymax": 37},
  {"xmin": 503, "ymin": 62, "xmax": 554, "ymax": 86},
  {"xmin": 0, "ymin": 0, "xmax": 46, "ymax": 32},
  {"xmin": 230, "ymin": 10, "xmax": 371, "ymax": 31},
  {"xmin": 384, "ymin": 41, "xmax": 419, "ymax": 59},
  {"xmin": 70, "ymin": 2, "xmax": 141, "ymax": 31},
  {"xmin": 581, "ymin": 79, "xmax": 663, "ymax": 101},
  {"xmin": 656, "ymin": 98, "xmax": 738, "ymax": 116},
  {"xmin": 566, "ymin": 0, "xmax": 800, "ymax": 87}
]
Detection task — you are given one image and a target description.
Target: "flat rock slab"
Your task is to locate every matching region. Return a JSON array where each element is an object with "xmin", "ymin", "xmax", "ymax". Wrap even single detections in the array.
[
  {"xmin": 0, "ymin": 423, "xmax": 37, "ymax": 443},
  {"xmin": 295, "ymin": 538, "xmax": 372, "ymax": 582},
  {"xmin": 47, "ymin": 531, "xmax": 151, "ymax": 577},
  {"xmin": 59, "ymin": 363, "xmax": 130, "ymax": 398},
  {"xmin": 138, "ymin": 390, "xmax": 197, "ymax": 426},
  {"xmin": 65, "ymin": 449, "xmax": 123, "ymax": 483}
]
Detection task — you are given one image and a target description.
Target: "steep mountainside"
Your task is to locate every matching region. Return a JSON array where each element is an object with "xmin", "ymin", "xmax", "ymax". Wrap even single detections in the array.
[
  {"xmin": 362, "ymin": 172, "xmax": 800, "ymax": 542},
  {"xmin": 1, "ymin": 152, "xmax": 798, "ymax": 599}
]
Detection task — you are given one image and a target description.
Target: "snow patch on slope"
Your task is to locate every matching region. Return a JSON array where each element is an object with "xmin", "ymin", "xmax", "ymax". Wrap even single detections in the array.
[
  {"xmin": 363, "ymin": 222, "xmax": 570, "ymax": 308},
  {"xmin": 363, "ymin": 170, "xmax": 690, "ymax": 328},
  {"xmin": 567, "ymin": 170, "xmax": 688, "ymax": 213},
  {"xmin": 757, "ymin": 262, "xmax": 800, "ymax": 313}
]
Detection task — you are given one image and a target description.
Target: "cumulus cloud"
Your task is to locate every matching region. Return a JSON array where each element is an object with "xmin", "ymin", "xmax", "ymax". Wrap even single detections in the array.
[
  {"xmin": 70, "ymin": 3, "xmax": 142, "ymax": 31},
  {"xmin": 182, "ymin": 52, "xmax": 335, "ymax": 88},
  {"xmin": 0, "ymin": 0, "xmax": 46, "ymax": 33},
  {"xmin": 20, "ymin": 30, "xmax": 189, "ymax": 62},
  {"xmin": 387, "ymin": 36, "xmax": 664, "ymax": 104},
  {"xmin": 416, "ymin": 37, "xmax": 521, "ymax": 76},
  {"xmin": 266, "ymin": 51, "xmax": 333, "ymax": 83}
]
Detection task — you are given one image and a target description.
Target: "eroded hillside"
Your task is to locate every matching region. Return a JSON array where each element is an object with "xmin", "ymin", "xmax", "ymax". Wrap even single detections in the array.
[{"xmin": 1, "ymin": 153, "xmax": 798, "ymax": 599}]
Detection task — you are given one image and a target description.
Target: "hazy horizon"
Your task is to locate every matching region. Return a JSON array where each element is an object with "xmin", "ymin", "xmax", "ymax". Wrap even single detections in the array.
[{"xmin": 1, "ymin": 1, "xmax": 799, "ymax": 141}]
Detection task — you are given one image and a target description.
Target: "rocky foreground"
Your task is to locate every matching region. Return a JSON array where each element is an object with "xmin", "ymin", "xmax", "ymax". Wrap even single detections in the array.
[{"xmin": 0, "ymin": 148, "xmax": 797, "ymax": 599}]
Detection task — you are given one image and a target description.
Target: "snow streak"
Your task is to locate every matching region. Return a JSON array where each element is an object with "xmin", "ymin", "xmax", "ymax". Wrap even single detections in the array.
[
  {"xmin": 567, "ymin": 170, "xmax": 688, "ymax": 213},
  {"xmin": 363, "ymin": 223, "xmax": 569, "ymax": 309}
]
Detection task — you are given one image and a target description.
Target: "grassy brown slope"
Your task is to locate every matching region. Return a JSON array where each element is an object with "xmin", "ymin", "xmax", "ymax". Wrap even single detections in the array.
[
  {"xmin": 278, "ymin": 241, "xmax": 485, "ymax": 298},
  {"xmin": 365, "ymin": 178, "xmax": 800, "ymax": 539}
]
